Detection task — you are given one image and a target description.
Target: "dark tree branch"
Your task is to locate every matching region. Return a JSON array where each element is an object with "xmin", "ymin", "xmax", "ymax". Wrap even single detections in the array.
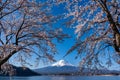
[
  {"xmin": 96, "ymin": 0, "xmax": 120, "ymax": 55},
  {"xmin": 16, "ymin": 14, "xmax": 26, "ymax": 45}
]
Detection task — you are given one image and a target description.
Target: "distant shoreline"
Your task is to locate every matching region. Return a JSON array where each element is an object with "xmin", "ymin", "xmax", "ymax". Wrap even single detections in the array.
[
  {"xmin": 0, "ymin": 74, "xmax": 120, "ymax": 77},
  {"xmin": 38, "ymin": 73, "xmax": 120, "ymax": 76}
]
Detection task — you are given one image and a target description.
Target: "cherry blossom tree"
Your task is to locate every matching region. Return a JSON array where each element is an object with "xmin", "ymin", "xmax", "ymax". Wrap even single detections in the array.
[
  {"xmin": 0, "ymin": 0, "xmax": 68, "ymax": 69},
  {"xmin": 56, "ymin": 0, "xmax": 120, "ymax": 69}
]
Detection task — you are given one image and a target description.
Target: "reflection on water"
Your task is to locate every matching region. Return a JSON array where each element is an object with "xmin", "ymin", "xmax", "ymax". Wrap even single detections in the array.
[
  {"xmin": 0, "ymin": 76, "xmax": 120, "ymax": 80},
  {"xmin": 51, "ymin": 76, "xmax": 66, "ymax": 80}
]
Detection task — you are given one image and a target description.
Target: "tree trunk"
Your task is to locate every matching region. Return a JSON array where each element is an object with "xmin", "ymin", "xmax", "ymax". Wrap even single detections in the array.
[
  {"xmin": 0, "ymin": 50, "xmax": 17, "ymax": 66},
  {"xmin": 115, "ymin": 33, "xmax": 120, "ymax": 47},
  {"xmin": 97, "ymin": 1, "xmax": 120, "ymax": 54}
]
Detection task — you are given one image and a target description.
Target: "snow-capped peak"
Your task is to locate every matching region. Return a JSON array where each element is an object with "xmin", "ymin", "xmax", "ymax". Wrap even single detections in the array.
[{"xmin": 52, "ymin": 60, "xmax": 73, "ymax": 67}]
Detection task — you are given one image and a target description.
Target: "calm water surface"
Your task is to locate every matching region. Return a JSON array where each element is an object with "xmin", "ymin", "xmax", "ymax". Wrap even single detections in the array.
[{"xmin": 0, "ymin": 76, "xmax": 119, "ymax": 80}]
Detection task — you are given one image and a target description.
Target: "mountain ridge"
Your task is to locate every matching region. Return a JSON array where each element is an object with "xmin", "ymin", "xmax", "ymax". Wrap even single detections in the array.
[
  {"xmin": 33, "ymin": 60, "xmax": 120, "ymax": 75},
  {"xmin": 0, "ymin": 64, "xmax": 39, "ymax": 76},
  {"xmin": 0, "ymin": 60, "xmax": 119, "ymax": 76}
]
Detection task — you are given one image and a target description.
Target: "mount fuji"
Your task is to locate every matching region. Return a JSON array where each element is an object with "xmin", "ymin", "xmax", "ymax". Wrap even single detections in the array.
[
  {"xmin": 33, "ymin": 60, "xmax": 80, "ymax": 75},
  {"xmin": 33, "ymin": 60, "xmax": 120, "ymax": 75}
]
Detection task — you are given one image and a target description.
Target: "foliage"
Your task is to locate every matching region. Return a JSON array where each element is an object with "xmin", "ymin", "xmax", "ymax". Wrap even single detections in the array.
[
  {"xmin": 0, "ymin": 0, "xmax": 68, "ymax": 68},
  {"xmin": 56, "ymin": 0, "xmax": 120, "ymax": 68}
]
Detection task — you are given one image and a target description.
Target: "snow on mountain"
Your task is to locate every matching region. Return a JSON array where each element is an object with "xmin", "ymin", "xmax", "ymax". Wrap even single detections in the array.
[
  {"xmin": 52, "ymin": 60, "xmax": 73, "ymax": 67},
  {"xmin": 33, "ymin": 60, "xmax": 80, "ymax": 75}
]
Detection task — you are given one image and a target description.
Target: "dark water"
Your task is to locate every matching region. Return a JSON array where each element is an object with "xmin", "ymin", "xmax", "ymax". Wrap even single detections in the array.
[{"xmin": 0, "ymin": 76, "xmax": 119, "ymax": 80}]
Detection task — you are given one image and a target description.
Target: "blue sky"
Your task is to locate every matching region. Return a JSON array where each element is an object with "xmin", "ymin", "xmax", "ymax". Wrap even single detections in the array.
[{"xmin": 9, "ymin": 0, "xmax": 120, "ymax": 70}]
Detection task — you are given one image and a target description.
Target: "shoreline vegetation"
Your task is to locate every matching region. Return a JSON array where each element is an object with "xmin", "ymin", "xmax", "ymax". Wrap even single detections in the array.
[{"xmin": 0, "ymin": 65, "xmax": 119, "ymax": 76}]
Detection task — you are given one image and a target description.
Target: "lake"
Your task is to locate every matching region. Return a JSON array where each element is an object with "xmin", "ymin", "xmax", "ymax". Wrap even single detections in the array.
[{"xmin": 0, "ymin": 76, "xmax": 119, "ymax": 80}]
